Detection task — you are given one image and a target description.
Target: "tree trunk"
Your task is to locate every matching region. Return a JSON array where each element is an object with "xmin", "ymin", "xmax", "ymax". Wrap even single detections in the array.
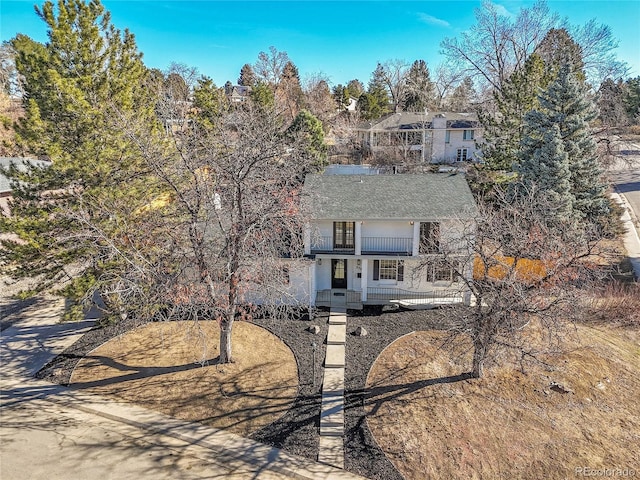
[
  {"xmin": 471, "ymin": 338, "xmax": 487, "ymax": 379},
  {"xmin": 219, "ymin": 318, "xmax": 233, "ymax": 363}
]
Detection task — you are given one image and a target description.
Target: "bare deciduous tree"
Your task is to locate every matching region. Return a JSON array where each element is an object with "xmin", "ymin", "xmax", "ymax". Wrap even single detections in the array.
[
  {"xmin": 113, "ymin": 105, "xmax": 317, "ymax": 364},
  {"xmin": 254, "ymin": 46, "xmax": 291, "ymax": 88},
  {"xmin": 441, "ymin": 0, "xmax": 557, "ymax": 94},
  {"xmin": 418, "ymin": 185, "xmax": 612, "ymax": 378}
]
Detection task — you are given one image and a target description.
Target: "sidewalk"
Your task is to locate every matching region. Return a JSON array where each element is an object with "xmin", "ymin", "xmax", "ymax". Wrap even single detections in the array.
[
  {"xmin": 611, "ymin": 192, "xmax": 640, "ymax": 280},
  {"xmin": 0, "ymin": 298, "xmax": 368, "ymax": 480}
]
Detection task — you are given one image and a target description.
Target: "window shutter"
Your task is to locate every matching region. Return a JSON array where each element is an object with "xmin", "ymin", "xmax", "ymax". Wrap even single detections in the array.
[
  {"xmin": 397, "ymin": 261, "xmax": 404, "ymax": 281},
  {"xmin": 373, "ymin": 260, "xmax": 379, "ymax": 280}
]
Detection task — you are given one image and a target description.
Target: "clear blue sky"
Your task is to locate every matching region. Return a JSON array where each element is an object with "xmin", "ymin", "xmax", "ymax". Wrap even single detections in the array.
[{"xmin": 2, "ymin": 0, "xmax": 639, "ymax": 87}]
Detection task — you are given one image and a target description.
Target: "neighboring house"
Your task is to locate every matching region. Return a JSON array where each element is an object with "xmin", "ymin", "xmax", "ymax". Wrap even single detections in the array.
[
  {"xmin": 0, "ymin": 157, "xmax": 50, "ymax": 216},
  {"xmin": 354, "ymin": 112, "xmax": 481, "ymax": 164},
  {"xmin": 226, "ymin": 85, "xmax": 252, "ymax": 103},
  {"xmin": 293, "ymin": 171, "xmax": 478, "ymax": 310}
]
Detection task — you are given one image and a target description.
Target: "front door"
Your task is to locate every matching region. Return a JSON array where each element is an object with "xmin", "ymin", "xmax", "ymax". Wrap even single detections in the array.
[{"xmin": 331, "ymin": 259, "xmax": 347, "ymax": 289}]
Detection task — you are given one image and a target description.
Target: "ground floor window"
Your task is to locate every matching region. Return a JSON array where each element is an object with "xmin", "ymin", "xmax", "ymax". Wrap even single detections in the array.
[
  {"xmin": 456, "ymin": 148, "xmax": 468, "ymax": 162},
  {"xmin": 373, "ymin": 259, "xmax": 404, "ymax": 281},
  {"xmin": 425, "ymin": 261, "xmax": 459, "ymax": 282}
]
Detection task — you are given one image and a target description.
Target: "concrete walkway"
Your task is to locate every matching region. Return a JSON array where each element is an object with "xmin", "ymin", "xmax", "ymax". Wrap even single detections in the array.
[
  {"xmin": 317, "ymin": 292, "xmax": 348, "ymax": 469},
  {"xmin": 612, "ymin": 192, "xmax": 640, "ymax": 280},
  {"xmin": 0, "ymin": 298, "xmax": 367, "ymax": 480}
]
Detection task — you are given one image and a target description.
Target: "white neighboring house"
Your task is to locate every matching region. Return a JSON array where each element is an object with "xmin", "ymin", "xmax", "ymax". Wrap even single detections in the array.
[
  {"xmin": 291, "ymin": 172, "xmax": 478, "ymax": 310},
  {"xmin": 354, "ymin": 112, "xmax": 481, "ymax": 164}
]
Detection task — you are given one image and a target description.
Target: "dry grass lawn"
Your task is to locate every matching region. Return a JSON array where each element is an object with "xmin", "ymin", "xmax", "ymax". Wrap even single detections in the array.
[
  {"xmin": 366, "ymin": 325, "xmax": 640, "ymax": 479},
  {"xmin": 70, "ymin": 320, "xmax": 298, "ymax": 437}
]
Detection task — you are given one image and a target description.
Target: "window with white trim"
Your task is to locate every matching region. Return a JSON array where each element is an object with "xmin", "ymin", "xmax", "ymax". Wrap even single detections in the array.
[
  {"xmin": 456, "ymin": 148, "xmax": 468, "ymax": 162},
  {"xmin": 463, "ymin": 129, "xmax": 474, "ymax": 140},
  {"xmin": 445, "ymin": 131, "xmax": 451, "ymax": 143},
  {"xmin": 373, "ymin": 260, "xmax": 404, "ymax": 281},
  {"xmin": 425, "ymin": 261, "xmax": 459, "ymax": 283}
]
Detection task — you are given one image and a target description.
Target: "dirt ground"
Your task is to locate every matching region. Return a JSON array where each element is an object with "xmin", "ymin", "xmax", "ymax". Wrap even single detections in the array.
[
  {"xmin": 365, "ymin": 324, "xmax": 640, "ymax": 480},
  {"xmin": 69, "ymin": 320, "xmax": 298, "ymax": 438}
]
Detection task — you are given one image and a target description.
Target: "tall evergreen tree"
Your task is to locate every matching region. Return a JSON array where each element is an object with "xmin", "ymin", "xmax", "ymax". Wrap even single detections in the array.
[
  {"xmin": 238, "ymin": 63, "xmax": 256, "ymax": 86},
  {"xmin": 517, "ymin": 64, "xmax": 609, "ymax": 227},
  {"xmin": 479, "ymin": 54, "xmax": 549, "ymax": 171},
  {"xmin": 1, "ymin": 0, "xmax": 160, "ymax": 318},
  {"xmin": 357, "ymin": 65, "xmax": 391, "ymax": 120},
  {"xmin": 517, "ymin": 124, "xmax": 574, "ymax": 223},
  {"xmin": 445, "ymin": 76, "xmax": 476, "ymax": 112},
  {"xmin": 404, "ymin": 59, "xmax": 435, "ymax": 112},
  {"xmin": 537, "ymin": 28, "xmax": 586, "ymax": 82}
]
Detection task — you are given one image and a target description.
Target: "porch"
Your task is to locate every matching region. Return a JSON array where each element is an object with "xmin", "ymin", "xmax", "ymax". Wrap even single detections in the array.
[{"xmin": 315, "ymin": 287, "xmax": 465, "ymax": 310}]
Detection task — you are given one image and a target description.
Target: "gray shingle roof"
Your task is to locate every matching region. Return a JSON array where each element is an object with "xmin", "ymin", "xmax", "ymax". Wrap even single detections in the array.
[
  {"xmin": 303, "ymin": 173, "xmax": 477, "ymax": 221},
  {"xmin": 356, "ymin": 112, "xmax": 479, "ymax": 131}
]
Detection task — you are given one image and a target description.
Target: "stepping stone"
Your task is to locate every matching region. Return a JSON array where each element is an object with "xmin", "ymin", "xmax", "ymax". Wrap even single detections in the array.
[
  {"xmin": 319, "ymin": 423, "xmax": 344, "ymax": 437},
  {"xmin": 322, "ymin": 367, "xmax": 344, "ymax": 396},
  {"xmin": 328, "ymin": 314, "xmax": 347, "ymax": 325},
  {"xmin": 318, "ymin": 435, "xmax": 344, "ymax": 469},
  {"xmin": 324, "ymin": 344, "xmax": 345, "ymax": 368},
  {"xmin": 327, "ymin": 324, "xmax": 346, "ymax": 345},
  {"xmin": 320, "ymin": 395, "xmax": 344, "ymax": 427}
]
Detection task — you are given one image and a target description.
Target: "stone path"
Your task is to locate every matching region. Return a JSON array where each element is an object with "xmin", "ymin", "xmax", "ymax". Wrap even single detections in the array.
[{"xmin": 318, "ymin": 292, "xmax": 348, "ymax": 469}]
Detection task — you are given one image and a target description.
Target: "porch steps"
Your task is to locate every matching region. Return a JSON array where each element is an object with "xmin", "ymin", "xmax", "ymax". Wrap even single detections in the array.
[{"xmin": 318, "ymin": 303, "xmax": 348, "ymax": 469}]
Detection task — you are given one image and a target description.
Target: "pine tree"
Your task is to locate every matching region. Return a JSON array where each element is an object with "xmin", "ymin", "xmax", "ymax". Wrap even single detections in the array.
[
  {"xmin": 479, "ymin": 54, "xmax": 549, "ymax": 171},
  {"xmin": 517, "ymin": 64, "xmax": 609, "ymax": 228},
  {"xmin": 517, "ymin": 123, "xmax": 574, "ymax": 223},
  {"xmin": 1, "ymin": 0, "xmax": 160, "ymax": 319},
  {"xmin": 238, "ymin": 63, "xmax": 256, "ymax": 86},
  {"xmin": 405, "ymin": 59, "xmax": 435, "ymax": 112},
  {"xmin": 357, "ymin": 64, "xmax": 391, "ymax": 120}
]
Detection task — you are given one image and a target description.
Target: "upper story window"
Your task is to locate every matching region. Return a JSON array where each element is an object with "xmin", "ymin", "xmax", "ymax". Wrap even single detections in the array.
[
  {"xmin": 334, "ymin": 221, "xmax": 355, "ymax": 249},
  {"xmin": 445, "ymin": 131, "xmax": 451, "ymax": 144},
  {"xmin": 419, "ymin": 222, "xmax": 440, "ymax": 254},
  {"xmin": 457, "ymin": 148, "xmax": 468, "ymax": 162},
  {"xmin": 463, "ymin": 129, "xmax": 474, "ymax": 141}
]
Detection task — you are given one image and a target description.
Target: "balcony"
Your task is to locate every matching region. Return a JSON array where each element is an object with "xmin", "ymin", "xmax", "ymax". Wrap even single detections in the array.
[
  {"xmin": 361, "ymin": 237, "xmax": 412, "ymax": 255},
  {"xmin": 310, "ymin": 236, "xmax": 413, "ymax": 255}
]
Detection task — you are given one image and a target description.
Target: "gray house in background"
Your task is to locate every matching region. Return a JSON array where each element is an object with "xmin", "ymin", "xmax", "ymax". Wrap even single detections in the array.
[{"xmin": 354, "ymin": 112, "xmax": 482, "ymax": 164}]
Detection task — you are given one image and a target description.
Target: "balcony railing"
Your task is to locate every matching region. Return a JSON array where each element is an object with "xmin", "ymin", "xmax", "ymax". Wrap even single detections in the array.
[
  {"xmin": 361, "ymin": 237, "xmax": 413, "ymax": 255},
  {"xmin": 310, "ymin": 236, "xmax": 333, "ymax": 253},
  {"xmin": 310, "ymin": 236, "xmax": 413, "ymax": 255}
]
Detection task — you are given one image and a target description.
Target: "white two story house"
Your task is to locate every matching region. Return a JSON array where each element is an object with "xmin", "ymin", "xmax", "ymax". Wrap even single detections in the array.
[
  {"xmin": 300, "ymin": 172, "xmax": 477, "ymax": 310},
  {"xmin": 354, "ymin": 112, "xmax": 481, "ymax": 164}
]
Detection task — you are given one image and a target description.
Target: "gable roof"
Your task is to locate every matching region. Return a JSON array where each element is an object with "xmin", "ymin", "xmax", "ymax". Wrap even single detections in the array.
[{"xmin": 303, "ymin": 173, "xmax": 477, "ymax": 221}]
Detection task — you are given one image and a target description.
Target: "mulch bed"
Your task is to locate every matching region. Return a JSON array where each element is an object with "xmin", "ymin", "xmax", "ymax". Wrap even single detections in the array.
[{"xmin": 37, "ymin": 305, "xmax": 453, "ymax": 480}]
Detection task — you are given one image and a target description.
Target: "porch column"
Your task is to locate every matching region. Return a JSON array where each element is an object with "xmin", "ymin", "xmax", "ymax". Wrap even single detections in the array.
[
  {"xmin": 361, "ymin": 260, "xmax": 368, "ymax": 302},
  {"xmin": 304, "ymin": 223, "xmax": 311, "ymax": 255},
  {"xmin": 309, "ymin": 260, "xmax": 317, "ymax": 307},
  {"xmin": 412, "ymin": 221, "xmax": 421, "ymax": 256},
  {"xmin": 355, "ymin": 221, "xmax": 362, "ymax": 255}
]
